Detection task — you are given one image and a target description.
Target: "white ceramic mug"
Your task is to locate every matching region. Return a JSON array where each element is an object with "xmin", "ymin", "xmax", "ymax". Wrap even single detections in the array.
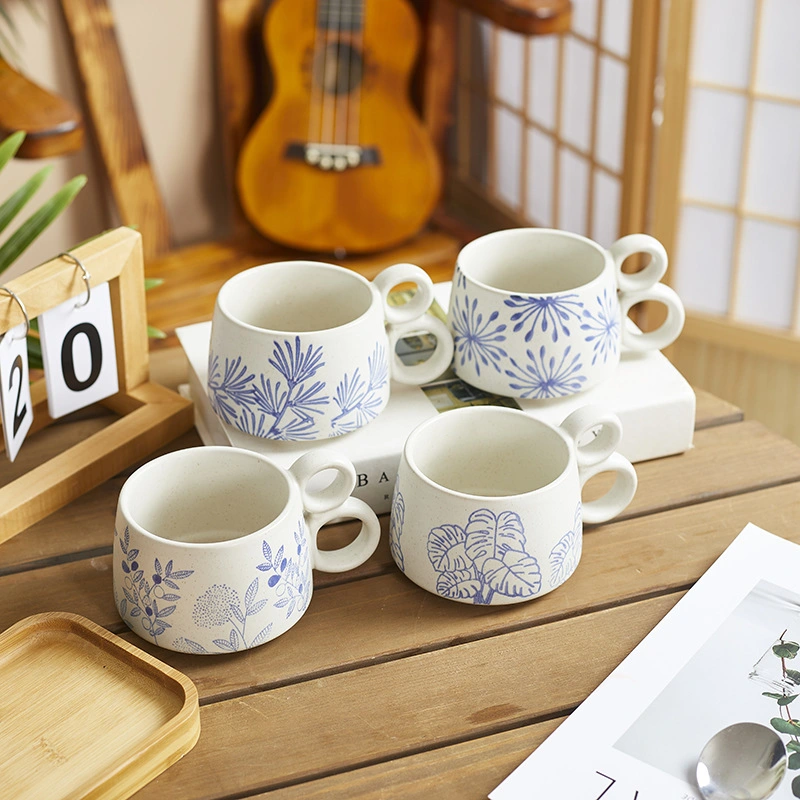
[
  {"xmin": 113, "ymin": 446, "xmax": 381, "ymax": 654},
  {"xmin": 208, "ymin": 261, "xmax": 454, "ymax": 440},
  {"xmin": 389, "ymin": 405, "xmax": 637, "ymax": 605},
  {"xmin": 448, "ymin": 228, "xmax": 685, "ymax": 398}
]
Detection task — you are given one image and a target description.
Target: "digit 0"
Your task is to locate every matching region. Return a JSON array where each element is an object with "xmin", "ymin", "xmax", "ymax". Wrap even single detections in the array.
[
  {"xmin": 9, "ymin": 354, "xmax": 27, "ymax": 436},
  {"xmin": 61, "ymin": 322, "xmax": 103, "ymax": 392}
]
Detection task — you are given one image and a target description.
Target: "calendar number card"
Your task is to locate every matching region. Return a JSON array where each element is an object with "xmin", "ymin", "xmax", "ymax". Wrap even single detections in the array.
[{"xmin": 0, "ymin": 227, "xmax": 193, "ymax": 543}]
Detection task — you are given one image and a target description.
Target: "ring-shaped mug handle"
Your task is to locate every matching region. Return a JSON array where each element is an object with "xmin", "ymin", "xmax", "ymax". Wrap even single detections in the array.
[
  {"xmin": 371, "ymin": 263, "xmax": 454, "ymax": 385},
  {"xmin": 289, "ymin": 452, "xmax": 381, "ymax": 573},
  {"xmin": 560, "ymin": 407, "xmax": 638, "ymax": 525},
  {"xmin": 608, "ymin": 234, "xmax": 686, "ymax": 352}
]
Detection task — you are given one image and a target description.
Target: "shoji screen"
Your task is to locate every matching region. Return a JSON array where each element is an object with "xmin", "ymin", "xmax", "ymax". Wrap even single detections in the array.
[
  {"xmin": 452, "ymin": 0, "xmax": 657, "ymax": 247},
  {"xmin": 667, "ymin": 0, "xmax": 800, "ymax": 333}
]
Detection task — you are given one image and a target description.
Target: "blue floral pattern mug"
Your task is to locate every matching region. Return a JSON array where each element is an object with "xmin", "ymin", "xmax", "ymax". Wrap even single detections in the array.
[
  {"xmin": 209, "ymin": 261, "xmax": 454, "ymax": 440},
  {"xmin": 113, "ymin": 447, "xmax": 381, "ymax": 654},
  {"xmin": 390, "ymin": 405, "xmax": 637, "ymax": 605},
  {"xmin": 448, "ymin": 229, "xmax": 685, "ymax": 398}
]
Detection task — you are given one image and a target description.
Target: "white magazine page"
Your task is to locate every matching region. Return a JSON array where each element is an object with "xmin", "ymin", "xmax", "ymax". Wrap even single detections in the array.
[{"xmin": 491, "ymin": 524, "xmax": 800, "ymax": 800}]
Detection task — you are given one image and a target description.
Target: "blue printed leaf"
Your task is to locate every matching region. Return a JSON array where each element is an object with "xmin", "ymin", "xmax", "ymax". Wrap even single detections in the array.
[
  {"xmin": 248, "ymin": 599, "xmax": 268, "ymax": 616},
  {"xmin": 157, "ymin": 605, "xmax": 176, "ymax": 618},
  {"xmin": 182, "ymin": 638, "xmax": 208, "ymax": 654},
  {"xmin": 213, "ymin": 638, "xmax": 236, "ymax": 652},
  {"xmin": 245, "ymin": 578, "xmax": 259, "ymax": 609},
  {"xmin": 464, "ymin": 509, "xmax": 527, "ymax": 571},
  {"xmin": 428, "ymin": 524, "xmax": 470, "ymax": 572},
  {"xmin": 230, "ymin": 604, "xmax": 245, "ymax": 625},
  {"xmin": 129, "ymin": 607, "xmax": 141, "ymax": 617},
  {"xmin": 481, "ymin": 550, "xmax": 542, "ymax": 598},
  {"xmin": 436, "ymin": 570, "xmax": 481, "ymax": 600},
  {"xmin": 251, "ymin": 625, "xmax": 274, "ymax": 647}
]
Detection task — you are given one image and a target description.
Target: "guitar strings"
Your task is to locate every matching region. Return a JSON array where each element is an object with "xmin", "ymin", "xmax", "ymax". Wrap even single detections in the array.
[
  {"xmin": 319, "ymin": 0, "xmax": 339, "ymax": 150},
  {"xmin": 349, "ymin": 0, "xmax": 363, "ymax": 149},
  {"xmin": 335, "ymin": 0, "xmax": 350, "ymax": 149},
  {"xmin": 307, "ymin": 0, "xmax": 326, "ymax": 146}
]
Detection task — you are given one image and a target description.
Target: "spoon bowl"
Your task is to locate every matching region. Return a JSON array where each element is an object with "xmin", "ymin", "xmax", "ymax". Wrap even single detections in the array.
[{"xmin": 696, "ymin": 722, "xmax": 787, "ymax": 800}]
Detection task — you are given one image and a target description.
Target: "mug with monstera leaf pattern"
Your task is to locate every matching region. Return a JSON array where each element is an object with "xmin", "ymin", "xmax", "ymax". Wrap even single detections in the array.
[{"xmin": 389, "ymin": 405, "xmax": 637, "ymax": 605}]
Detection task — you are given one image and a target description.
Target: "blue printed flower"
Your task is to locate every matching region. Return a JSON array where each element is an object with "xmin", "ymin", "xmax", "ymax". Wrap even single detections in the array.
[
  {"xmin": 451, "ymin": 295, "xmax": 508, "ymax": 376},
  {"xmin": 580, "ymin": 289, "xmax": 620, "ymax": 365},
  {"xmin": 256, "ymin": 525, "xmax": 310, "ymax": 619},
  {"xmin": 505, "ymin": 345, "xmax": 586, "ymax": 399},
  {"xmin": 503, "ymin": 294, "xmax": 583, "ymax": 343}
]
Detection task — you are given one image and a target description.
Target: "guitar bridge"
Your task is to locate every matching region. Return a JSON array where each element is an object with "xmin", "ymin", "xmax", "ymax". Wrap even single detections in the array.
[{"xmin": 284, "ymin": 142, "xmax": 381, "ymax": 171}]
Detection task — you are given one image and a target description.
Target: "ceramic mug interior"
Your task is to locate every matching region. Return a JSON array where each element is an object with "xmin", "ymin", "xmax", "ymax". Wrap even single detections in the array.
[
  {"xmin": 120, "ymin": 449, "xmax": 291, "ymax": 545},
  {"xmin": 458, "ymin": 229, "xmax": 606, "ymax": 294},
  {"xmin": 217, "ymin": 261, "xmax": 374, "ymax": 332},
  {"xmin": 406, "ymin": 409, "xmax": 570, "ymax": 497}
]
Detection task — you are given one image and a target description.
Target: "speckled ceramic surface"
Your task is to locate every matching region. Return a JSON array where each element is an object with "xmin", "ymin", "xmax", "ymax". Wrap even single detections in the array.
[
  {"xmin": 114, "ymin": 447, "xmax": 380, "ymax": 654},
  {"xmin": 390, "ymin": 405, "xmax": 637, "ymax": 605},
  {"xmin": 448, "ymin": 229, "xmax": 685, "ymax": 398},
  {"xmin": 208, "ymin": 261, "xmax": 453, "ymax": 441}
]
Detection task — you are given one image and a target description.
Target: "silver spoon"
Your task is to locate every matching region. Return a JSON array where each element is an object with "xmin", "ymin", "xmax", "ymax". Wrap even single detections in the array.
[{"xmin": 696, "ymin": 722, "xmax": 788, "ymax": 800}]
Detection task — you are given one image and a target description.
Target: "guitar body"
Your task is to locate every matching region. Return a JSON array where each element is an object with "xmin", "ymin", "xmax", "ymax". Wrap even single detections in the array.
[{"xmin": 236, "ymin": 0, "xmax": 442, "ymax": 254}]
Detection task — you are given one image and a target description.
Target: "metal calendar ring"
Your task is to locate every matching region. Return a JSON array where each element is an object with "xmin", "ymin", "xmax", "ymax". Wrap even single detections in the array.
[
  {"xmin": 59, "ymin": 251, "xmax": 92, "ymax": 308},
  {"xmin": 0, "ymin": 287, "xmax": 31, "ymax": 339}
]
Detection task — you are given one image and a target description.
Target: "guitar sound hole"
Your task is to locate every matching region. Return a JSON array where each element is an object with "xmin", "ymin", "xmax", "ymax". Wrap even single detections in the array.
[{"xmin": 313, "ymin": 43, "xmax": 364, "ymax": 95}]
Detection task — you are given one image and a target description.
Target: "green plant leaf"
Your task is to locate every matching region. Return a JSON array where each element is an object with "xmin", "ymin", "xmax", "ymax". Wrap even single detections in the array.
[
  {"xmin": 0, "ymin": 131, "xmax": 25, "ymax": 171},
  {"xmin": 780, "ymin": 695, "xmax": 800, "ymax": 706},
  {"xmin": 789, "ymin": 741, "xmax": 800, "ymax": 753},
  {"xmin": 144, "ymin": 277, "xmax": 164, "ymax": 291},
  {"xmin": 771, "ymin": 717, "xmax": 800, "ymax": 735},
  {"xmin": 793, "ymin": 774, "xmax": 800, "ymax": 797},
  {"xmin": 26, "ymin": 334, "xmax": 42, "ymax": 371},
  {"xmin": 147, "ymin": 325, "xmax": 167, "ymax": 340},
  {"xmin": 0, "ymin": 174, "xmax": 86, "ymax": 274},
  {"xmin": 774, "ymin": 642, "xmax": 800, "ymax": 659},
  {"xmin": 0, "ymin": 165, "xmax": 52, "ymax": 235},
  {"xmin": 790, "ymin": 752, "xmax": 800, "ymax": 770},
  {"xmin": 786, "ymin": 668, "xmax": 800, "ymax": 683},
  {"xmin": 764, "ymin": 692, "xmax": 786, "ymax": 700}
]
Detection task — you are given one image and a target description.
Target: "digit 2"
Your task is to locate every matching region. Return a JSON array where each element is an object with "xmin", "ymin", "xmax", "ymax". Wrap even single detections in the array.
[
  {"xmin": 60, "ymin": 322, "xmax": 103, "ymax": 391},
  {"xmin": 9, "ymin": 354, "xmax": 27, "ymax": 436}
]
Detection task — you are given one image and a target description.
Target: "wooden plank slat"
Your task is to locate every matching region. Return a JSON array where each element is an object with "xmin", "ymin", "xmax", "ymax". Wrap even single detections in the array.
[
  {"xmin": 0, "ymin": 419, "xmax": 796, "ymax": 581},
  {"xmin": 135, "ymin": 594, "xmax": 679, "ymax": 798},
  {"xmin": 59, "ymin": 0, "xmax": 171, "ymax": 260},
  {"xmin": 693, "ymin": 387, "xmax": 744, "ymax": 429},
  {"xmin": 0, "ymin": 479, "xmax": 798, "ymax": 711},
  {"xmin": 255, "ymin": 719, "xmax": 563, "ymax": 799}
]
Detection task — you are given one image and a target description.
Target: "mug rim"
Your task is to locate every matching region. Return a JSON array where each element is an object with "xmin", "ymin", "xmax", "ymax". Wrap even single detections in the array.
[
  {"xmin": 456, "ymin": 227, "xmax": 610, "ymax": 297},
  {"xmin": 403, "ymin": 406, "xmax": 574, "ymax": 500},
  {"xmin": 216, "ymin": 260, "xmax": 377, "ymax": 335},
  {"xmin": 118, "ymin": 446, "xmax": 299, "ymax": 550}
]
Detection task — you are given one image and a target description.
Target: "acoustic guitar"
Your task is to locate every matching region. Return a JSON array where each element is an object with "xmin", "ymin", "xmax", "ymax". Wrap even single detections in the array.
[{"xmin": 236, "ymin": 0, "xmax": 442, "ymax": 254}]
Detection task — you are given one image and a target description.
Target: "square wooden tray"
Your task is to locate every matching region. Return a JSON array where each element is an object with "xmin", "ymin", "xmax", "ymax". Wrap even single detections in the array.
[{"xmin": 0, "ymin": 612, "xmax": 200, "ymax": 799}]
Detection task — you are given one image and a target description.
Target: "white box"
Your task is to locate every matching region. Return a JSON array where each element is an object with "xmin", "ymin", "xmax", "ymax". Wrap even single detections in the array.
[{"xmin": 177, "ymin": 283, "xmax": 695, "ymax": 514}]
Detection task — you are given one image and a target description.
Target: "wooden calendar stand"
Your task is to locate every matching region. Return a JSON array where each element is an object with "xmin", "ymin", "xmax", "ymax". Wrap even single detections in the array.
[{"xmin": 0, "ymin": 227, "xmax": 193, "ymax": 543}]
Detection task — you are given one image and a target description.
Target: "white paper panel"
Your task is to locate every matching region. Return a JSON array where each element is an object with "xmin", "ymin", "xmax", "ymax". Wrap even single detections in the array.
[
  {"xmin": 756, "ymin": 0, "xmax": 800, "ymax": 99},
  {"xmin": 673, "ymin": 205, "xmax": 736, "ymax": 316},
  {"xmin": 690, "ymin": 0, "xmax": 756, "ymax": 88},
  {"xmin": 495, "ymin": 28, "xmax": 525, "ymax": 109},
  {"xmin": 592, "ymin": 171, "xmax": 621, "ymax": 247},
  {"xmin": 601, "ymin": 0, "xmax": 632, "ymax": 58},
  {"xmin": 526, "ymin": 127, "xmax": 555, "ymax": 226},
  {"xmin": 571, "ymin": 0, "xmax": 598, "ymax": 40},
  {"xmin": 558, "ymin": 148, "xmax": 590, "ymax": 236},
  {"xmin": 745, "ymin": 100, "xmax": 800, "ymax": 220},
  {"xmin": 468, "ymin": 16, "xmax": 492, "ymax": 90},
  {"xmin": 682, "ymin": 87, "xmax": 747, "ymax": 206},
  {"xmin": 494, "ymin": 107, "xmax": 523, "ymax": 210},
  {"xmin": 595, "ymin": 55, "xmax": 628, "ymax": 173},
  {"xmin": 561, "ymin": 37, "xmax": 595, "ymax": 153},
  {"xmin": 733, "ymin": 219, "xmax": 798, "ymax": 330},
  {"xmin": 528, "ymin": 36, "xmax": 558, "ymax": 131}
]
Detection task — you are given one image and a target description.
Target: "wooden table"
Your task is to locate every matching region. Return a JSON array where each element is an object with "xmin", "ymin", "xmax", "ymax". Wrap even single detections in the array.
[{"xmin": 3, "ymin": 356, "xmax": 800, "ymax": 799}]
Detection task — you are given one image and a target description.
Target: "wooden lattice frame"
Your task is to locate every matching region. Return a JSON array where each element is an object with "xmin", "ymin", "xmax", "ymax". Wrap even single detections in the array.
[{"xmin": 0, "ymin": 227, "xmax": 193, "ymax": 543}]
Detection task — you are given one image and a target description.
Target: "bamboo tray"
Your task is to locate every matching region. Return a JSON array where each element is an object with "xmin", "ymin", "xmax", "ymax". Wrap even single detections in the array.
[{"xmin": 0, "ymin": 612, "xmax": 201, "ymax": 799}]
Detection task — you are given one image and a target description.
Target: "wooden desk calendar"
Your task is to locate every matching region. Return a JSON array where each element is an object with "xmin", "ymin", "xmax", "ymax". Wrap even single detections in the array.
[{"xmin": 0, "ymin": 227, "xmax": 193, "ymax": 543}]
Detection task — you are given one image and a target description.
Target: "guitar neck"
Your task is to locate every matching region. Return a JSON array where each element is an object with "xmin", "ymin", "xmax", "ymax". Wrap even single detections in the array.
[{"xmin": 317, "ymin": 0, "xmax": 364, "ymax": 32}]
